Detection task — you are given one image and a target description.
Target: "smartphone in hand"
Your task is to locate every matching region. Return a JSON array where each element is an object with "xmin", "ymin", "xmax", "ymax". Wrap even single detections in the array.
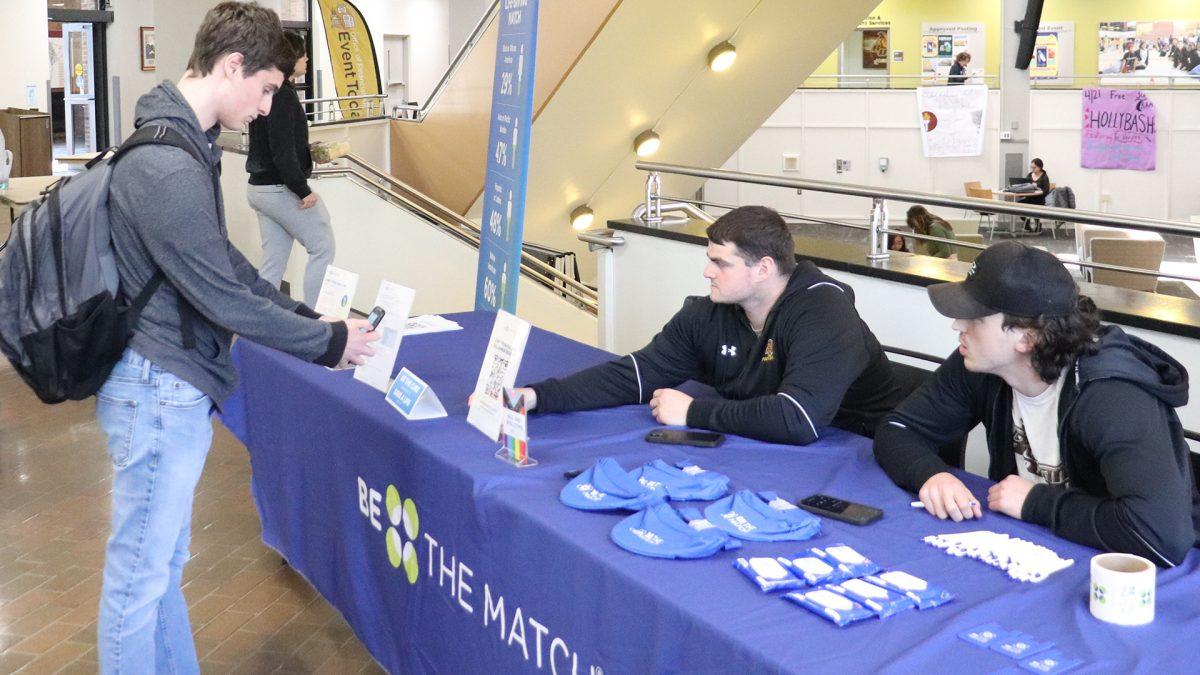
[{"xmin": 365, "ymin": 306, "xmax": 386, "ymax": 331}]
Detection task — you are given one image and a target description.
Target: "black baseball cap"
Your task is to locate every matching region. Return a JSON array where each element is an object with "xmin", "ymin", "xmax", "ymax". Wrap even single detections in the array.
[{"xmin": 928, "ymin": 241, "xmax": 1077, "ymax": 319}]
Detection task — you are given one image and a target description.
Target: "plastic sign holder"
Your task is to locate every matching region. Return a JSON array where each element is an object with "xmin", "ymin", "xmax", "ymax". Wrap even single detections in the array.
[
  {"xmin": 385, "ymin": 368, "xmax": 446, "ymax": 420},
  {"xmin": 495, "ymin": 388, "xmax": 536, "ymax": 468}
]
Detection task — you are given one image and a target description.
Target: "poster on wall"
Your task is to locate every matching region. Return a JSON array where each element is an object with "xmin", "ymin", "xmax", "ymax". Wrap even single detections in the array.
[
  {"xmin": 862, "ymin": 29, "xmax": 889, "ymax": 69},
  {"xmin": 1031, "ymin": 22, "xmax": 1075, "ymax": 83},
  {"xmin": 1081, "ymin": 88, "xmax": 1156, "ymax": 171},
  {"xmin": 1099, "ymin": 20, "xmax": 1200, "ymax": 83},
  {"xmin": 921, "ymin": 23, "xmax": 985, "ymax": 84},
  {"xmin": 916, "ymin": 84, "xmax": 987, "ymax": 158}
]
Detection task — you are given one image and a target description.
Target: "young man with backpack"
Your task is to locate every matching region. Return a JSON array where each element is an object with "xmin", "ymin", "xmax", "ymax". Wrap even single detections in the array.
[{"xmin": 95, "ymin": 3, "xmax": 377, "ymax": 671}]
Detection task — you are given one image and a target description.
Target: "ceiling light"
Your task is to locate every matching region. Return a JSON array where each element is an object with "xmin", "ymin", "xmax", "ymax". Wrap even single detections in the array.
[
  {"xmin": 708, "ymin": 41, "xmax": 737, "ymax": 72},
  {"xmin": 633, "ymin": 129, "xmax": 661, "ymax": 157},
  {"xmin": 570, "ymin": 205, "xmax": 594, "ymax": 230}
]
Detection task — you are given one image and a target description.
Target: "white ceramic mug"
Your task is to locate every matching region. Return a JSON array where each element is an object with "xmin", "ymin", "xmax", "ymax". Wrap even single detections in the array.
[{"xmin": 1089, "ymin": 552, "xmax": 1155, "ymax": 626}]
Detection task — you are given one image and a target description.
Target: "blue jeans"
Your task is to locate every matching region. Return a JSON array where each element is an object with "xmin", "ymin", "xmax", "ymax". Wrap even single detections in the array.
[{"xmin": 95, "ymin": 349, "xmax": 213, "ymax": 675}]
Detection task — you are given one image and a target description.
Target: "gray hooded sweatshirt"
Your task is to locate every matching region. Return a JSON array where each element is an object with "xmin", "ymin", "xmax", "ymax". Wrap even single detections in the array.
[{"xmin": 108, "ymin": 81, "xmax": 346, "ymax": 406}]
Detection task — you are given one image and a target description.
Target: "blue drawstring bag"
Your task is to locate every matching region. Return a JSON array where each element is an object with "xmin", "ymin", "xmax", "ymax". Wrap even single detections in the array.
[
  {"xmin": 611, "ymin": 503, "xmax": 741, "ymax": 559},
  {"xmin": 560, "ymin": 458, "xmax": 665, "ymax": 511},
  {"xmin": 628, "ymin": 459, "xmax": 730, "ymax": 501},
  {"xmin": 703, "ymin": 490, "xmax": 821, "ymax": 542}
]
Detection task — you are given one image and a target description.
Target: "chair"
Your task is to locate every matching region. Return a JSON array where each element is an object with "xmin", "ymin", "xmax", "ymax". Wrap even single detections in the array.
[
  {"xmin": 889, "ymin": 360, "xmax": 967, "ymax": 469},
  {"xmin": 944, "ymin": 219, "xmax": 981, "ymax": 236},
  {"xmin": 955, "ymin": 233, "xmax": 985, "ymax": 262},
  {"xmin": 965, "ymin": 186, "xmax": 997, "ymax": 238},
  {"xmin": 1090, "ymin": 238, "xmax": 1166, "ymax": 292},
  {"xmin": 1075, "ymin": 224, "xmax": 1165, "ymax": 292},
  {"xmin": 962, "ymin": 181, "xmax": 982, "ymax": 218}
]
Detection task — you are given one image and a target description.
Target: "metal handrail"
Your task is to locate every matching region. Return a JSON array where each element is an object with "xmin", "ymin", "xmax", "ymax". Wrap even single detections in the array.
[
  {"xmin": 299, "ymin": 94, "xmax": 388, "ymax": 124},
  {"xmin": 300, "ymin": 94, "xmax": 388, "ymax": 105},
  {"xmin": 804, "ymin": 74, "xmax": 999, "ymax": 81},
  {"xmin": 668, "ymin": 194, "xmax": 1200, "ymax": 284},
  {"xmin": 636, "ymin": 161, "xmax": 1200, "ymax": 238},
  {"xmin": 335, "ymin": 154, "xmax": 597, "ymax": 302},
  {"xmin": 392, "ymin": 0, "xmax": 500, "ymax": 121},
  {"xmin": 631, "ymin": 200, "xmax": 715, "ymax": 225},
  {"xmin": 312, "ymin": 155, "xmax": 597, "ymax": 312},
  {"xmin": 1032, "ymin": 73, "xmax": 1200, "ymax": 89},
  {"xmin": 634, "ymin": 163, "xmax": 1200, "ymax": 285}
]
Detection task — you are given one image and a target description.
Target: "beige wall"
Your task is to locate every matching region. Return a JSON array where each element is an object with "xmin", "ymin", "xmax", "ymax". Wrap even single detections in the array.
[
  {"xmin": 521, "ymin": 0, "xmax": 883, "ymax": 282},
  {"xmin": 0, "ymin": 1, "xmax": 51, "ymax": 114},
  {"xmin": 389, "ymin": 0, "xmax": 622, "ymax": 214},
  {"xmin": 107, "ymin": 0, "xmax": 159, "ymax": 142}
]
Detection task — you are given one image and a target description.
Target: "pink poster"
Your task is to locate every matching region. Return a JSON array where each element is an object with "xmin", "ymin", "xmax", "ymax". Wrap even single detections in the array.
[{"xmin": 1081, "ymin": 88, "xmax": 1156, "ymax": 171}]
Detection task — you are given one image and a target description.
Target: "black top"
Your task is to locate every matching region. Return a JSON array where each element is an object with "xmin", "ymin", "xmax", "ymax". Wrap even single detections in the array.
[
  {"xmin": 948, "ymin": 61, "xmax": 967, "ymax": 84},
  {"xmin": 874, "ymin": 325, "xmax": 1199, "ymax": 567},
  {"xmin": 529, "ymin": 261, "xmax": 903, "ymax": 445},
  {"xmin": 246, "ymin": 82, "xmax": 313, "ymax": 199},
  {"xmin": 1021, "ymin": 170, "xmax": 1050, "ymax": 206}
]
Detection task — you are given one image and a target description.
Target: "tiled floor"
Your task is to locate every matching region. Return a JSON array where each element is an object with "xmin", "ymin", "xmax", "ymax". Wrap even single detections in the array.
[{"xmin": 0, "ymin": 361, "xmax": 385, "ymax": 674}]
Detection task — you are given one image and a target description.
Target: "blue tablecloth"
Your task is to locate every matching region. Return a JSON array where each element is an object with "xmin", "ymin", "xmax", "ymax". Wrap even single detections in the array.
[{"xmin": 222, "ymin": 311, "xmax": 1198, "ymax": 674}]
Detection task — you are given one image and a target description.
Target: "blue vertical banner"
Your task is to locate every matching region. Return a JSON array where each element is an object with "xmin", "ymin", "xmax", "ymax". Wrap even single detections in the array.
[{"xmin": 474, "ymin": 0, "xmax": 540, "ymax": 312}]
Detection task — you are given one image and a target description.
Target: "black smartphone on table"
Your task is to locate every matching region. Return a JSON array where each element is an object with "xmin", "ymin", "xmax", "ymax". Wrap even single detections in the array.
[
  {"xmin": 796, "ymin": 494, "xmax": 883, "ymax": 526},
  {"xmin": 644, "ymin": 428, "xmax": 725, "ymax": 448}
]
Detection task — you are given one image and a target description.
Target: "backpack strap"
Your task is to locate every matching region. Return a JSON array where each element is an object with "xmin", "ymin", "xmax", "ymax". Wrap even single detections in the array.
[{"xmin": 112, "ymin": 124, "xmax": 215, "ymax": 351}]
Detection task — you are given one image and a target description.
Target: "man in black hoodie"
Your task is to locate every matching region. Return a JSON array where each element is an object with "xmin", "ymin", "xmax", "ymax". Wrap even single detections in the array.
[
  {"xmin": 516, "ymin": 206, "xmax": 902, "ymax": 445},
  {"xmin": 875, "ymin": 241, "xmax": 1198, "ymax": 566}
]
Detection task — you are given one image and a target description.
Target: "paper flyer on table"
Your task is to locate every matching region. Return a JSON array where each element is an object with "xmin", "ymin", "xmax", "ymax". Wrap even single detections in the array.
[
  {"xmin": 353, "ymin": 281, "xmax": 415, "ymax": 392},
  {"xmin": 401, "ymin": 315, "xmax": 463, "ymax": 336},
  {"xmin": 312, "ymin": 265, "xmax": 359, "ymax": 319},
  {"xmin": 467, "ymin": 310, "xmax": 531, "ymax": 441}
]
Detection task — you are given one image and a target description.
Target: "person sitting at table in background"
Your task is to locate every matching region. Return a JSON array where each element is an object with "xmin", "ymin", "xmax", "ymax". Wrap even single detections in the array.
[
  {"xmin": 888, "ymin": 232, "xmax": 909, "ymax": 253},
  {"xmin": 947, "ymin": 52, "xmax": 970, "ymax": 85},
  {"xmin": 1019, "ymin": 158, "xmax": 1050, "ymax": 232},
  {"xmin": 509, "ymin": 205, "xmax": 903, "ymax": 445},
  {"xmin": 873, "ymin": 241, "xmax": 1198, "ymax": 567},
  {"xmin": 905, "ymin": 205, "xmax": 956, "ymax": 259}
]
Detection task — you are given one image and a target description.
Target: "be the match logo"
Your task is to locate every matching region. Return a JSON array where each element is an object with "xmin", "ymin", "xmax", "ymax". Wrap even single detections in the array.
[{"xmin": 358, "ymin": 479, "xmax": 421, "ymax": 584}]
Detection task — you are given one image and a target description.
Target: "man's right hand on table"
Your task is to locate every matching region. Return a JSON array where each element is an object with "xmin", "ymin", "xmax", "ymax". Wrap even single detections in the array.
[
  {"xmin": 918, "ymin": 472, "xmax": 982, "ymax": 522},
  {"xmin": 339, "ymin": 318, "xmax": 380, "ymax": 367}
]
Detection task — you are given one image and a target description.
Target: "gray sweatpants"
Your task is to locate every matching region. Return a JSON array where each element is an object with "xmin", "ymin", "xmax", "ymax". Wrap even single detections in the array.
[{"xmin": 247, "ymin": 184, "xmax": 335, "ymax": 307}]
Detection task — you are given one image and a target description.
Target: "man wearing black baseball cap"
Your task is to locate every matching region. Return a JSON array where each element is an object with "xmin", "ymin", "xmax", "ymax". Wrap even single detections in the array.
[{"xmin": 874, "ymin": 241, "xmax": 1198, "ymax": 566}]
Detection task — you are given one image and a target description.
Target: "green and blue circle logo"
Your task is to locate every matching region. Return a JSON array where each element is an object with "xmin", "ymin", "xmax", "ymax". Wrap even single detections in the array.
[{"xmin": 384, "ymin": 484, "xmax": 420, "ymax": 583}]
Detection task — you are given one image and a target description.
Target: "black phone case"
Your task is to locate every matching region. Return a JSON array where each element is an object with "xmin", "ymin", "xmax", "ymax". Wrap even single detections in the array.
[
  {"xmin": 796, "ymin": 494, "xmax": 883, "ymax": 526},
  {"xmin": 644, "ymin": 429, "xmax": 725, "ymax": 448}
]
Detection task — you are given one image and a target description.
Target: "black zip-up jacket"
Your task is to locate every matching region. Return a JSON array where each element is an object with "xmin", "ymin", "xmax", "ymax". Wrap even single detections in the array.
[
  {"xmin": 874, "ymin": 325, "xmax": 1198, "ymax": 567},
  {"xmin": 246, "ymin": 81, "xmax": 313, "ymax": 199},
  {"xmin": 530, "ymin": 261, "xmax": 902, "ymax": 445}
]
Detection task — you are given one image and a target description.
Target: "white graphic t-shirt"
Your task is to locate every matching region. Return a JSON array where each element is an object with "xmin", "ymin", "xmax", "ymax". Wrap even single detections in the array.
[{"xmin": 1011, "ymin": 369, "xmax": 1069, "ymax": 486}]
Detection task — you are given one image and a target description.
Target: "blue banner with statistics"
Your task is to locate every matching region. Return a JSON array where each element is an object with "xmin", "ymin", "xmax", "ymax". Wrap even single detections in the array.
[{"xmin": 474, "ymin": 0, "xmax": 539, "ymax": 312}]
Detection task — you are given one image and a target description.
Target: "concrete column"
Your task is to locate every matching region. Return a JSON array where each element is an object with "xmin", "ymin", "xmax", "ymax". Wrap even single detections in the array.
[{"xmin": 999, "ymin": 0, "xmax": 1032, "ymax": 183}]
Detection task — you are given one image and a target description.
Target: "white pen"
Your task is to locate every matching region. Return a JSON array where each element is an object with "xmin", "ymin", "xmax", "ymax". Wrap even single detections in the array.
[{"xmin": 911, "ymin": 500, "xmax": 979, "ymax": 508}]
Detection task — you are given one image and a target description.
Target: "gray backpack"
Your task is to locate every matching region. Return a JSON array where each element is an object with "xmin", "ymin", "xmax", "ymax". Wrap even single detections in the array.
[{"xmin": 0, "ymin": 125, "xmax": 203, "ymax": 403}]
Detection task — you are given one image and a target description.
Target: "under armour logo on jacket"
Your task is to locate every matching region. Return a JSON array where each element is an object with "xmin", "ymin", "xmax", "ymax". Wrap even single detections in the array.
[{"xmin": 721, "ymin": 345, "xmax": 737, "ymax": 357}]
